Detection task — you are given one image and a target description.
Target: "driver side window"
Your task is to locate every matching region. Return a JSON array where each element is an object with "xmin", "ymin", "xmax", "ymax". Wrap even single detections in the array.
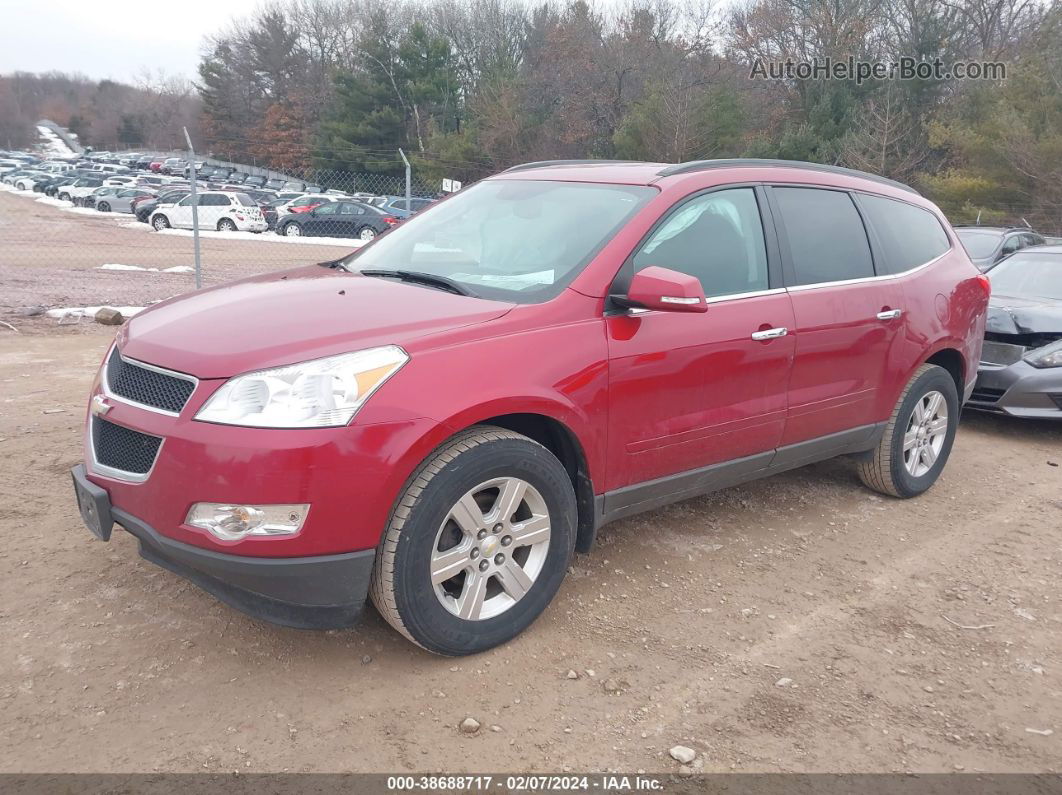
[{"xmin": 631, "ymin": 188, "xmax": 769, "ymax": 298}]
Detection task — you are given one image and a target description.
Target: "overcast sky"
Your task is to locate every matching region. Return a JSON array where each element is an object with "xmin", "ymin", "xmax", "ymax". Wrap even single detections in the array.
[{"xmin": 0, "ymin": 0, "xmax": 244, "ymax": 83}]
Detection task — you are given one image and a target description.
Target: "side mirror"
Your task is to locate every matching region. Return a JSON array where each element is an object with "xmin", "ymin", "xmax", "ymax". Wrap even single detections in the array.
[{"xmin": 616, "ymin": 266, "xmax": 707, "ymax": 313}]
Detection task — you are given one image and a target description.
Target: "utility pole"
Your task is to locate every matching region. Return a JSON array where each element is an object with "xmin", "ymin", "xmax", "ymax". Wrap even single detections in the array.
[
  {"xmin": 399, "ymin": 148, "xmax": 411, "ymax": 209},
  {"xmin": 183, "ymin": 127, "xmax": 202, "ymax": 289}
]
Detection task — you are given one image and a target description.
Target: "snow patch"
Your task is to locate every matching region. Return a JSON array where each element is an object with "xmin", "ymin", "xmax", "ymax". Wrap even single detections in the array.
[
  {"xmin": 99, "ymin": 264, "xmax": 194, "ymax": 273},
  {"xmin": 156, "ymin": 227, "xmax": 368, "ymax": 248},
  {"xmin": 46, "ymin": 305, "xmax": 147, "ymax": 320}
]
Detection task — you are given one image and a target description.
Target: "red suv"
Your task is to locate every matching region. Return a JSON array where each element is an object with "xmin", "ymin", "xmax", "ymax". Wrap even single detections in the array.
[{"xmin": 72, "ymin": 159, "xmax": 989, "ymax": 655}]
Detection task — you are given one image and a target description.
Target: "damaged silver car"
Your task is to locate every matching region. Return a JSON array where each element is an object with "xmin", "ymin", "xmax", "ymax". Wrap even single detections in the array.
[{"xmin": 969, "ymin": 245, "xmax": 1062, "ymax": 418}]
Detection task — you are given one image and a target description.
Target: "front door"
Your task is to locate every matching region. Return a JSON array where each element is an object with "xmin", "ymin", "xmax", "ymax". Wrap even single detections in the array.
[{"xmin": 605, "ymin": 186, "xmax": 795, "ymax": 496}]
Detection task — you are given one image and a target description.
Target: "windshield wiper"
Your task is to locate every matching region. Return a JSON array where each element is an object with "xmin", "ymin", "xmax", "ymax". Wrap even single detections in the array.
[{"xmin": 359, "ymin": 269, "xmax": 478, "ymax": 298}]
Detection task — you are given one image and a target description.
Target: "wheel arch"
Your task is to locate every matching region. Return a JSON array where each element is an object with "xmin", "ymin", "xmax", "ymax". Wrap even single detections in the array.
[
  {"xmin": 415, "ymin": 403, "xmax": 599, "ymax": 554},
  {"xmin": 475, "ymin": 412, "xmax": 597, "ymax": 554},
  {"xmin": 924, "ymin": 347, "xmax": 965, "ymax": 400}
]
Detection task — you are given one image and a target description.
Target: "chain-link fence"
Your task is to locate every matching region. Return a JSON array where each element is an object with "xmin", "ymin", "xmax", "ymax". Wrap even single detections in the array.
[{"xmin": 0, "ymin": 154, "xmax": 450, "ymax": 327}]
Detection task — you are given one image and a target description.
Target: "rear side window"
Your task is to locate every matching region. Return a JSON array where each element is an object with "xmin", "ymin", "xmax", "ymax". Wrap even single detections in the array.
[
  {"xmin": 774, "ymin": 187, "xmax": 873, "ymax": 285},
  {"xmin": 201, "ymin": 194, "xmax": 228, "ymax": 206},
  {"xmin": 859, "ymin": 194, "xmax": 950, "ymax": 273}
]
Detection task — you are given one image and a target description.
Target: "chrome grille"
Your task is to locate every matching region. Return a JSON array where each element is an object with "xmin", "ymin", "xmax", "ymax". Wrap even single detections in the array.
[
  {"xmin": 106, "ymin": 347, "xmax": 195, "ymax": 414},
  {"xmin": 92, "ymin": 417, "xmax": 162, "ymax": 476}
]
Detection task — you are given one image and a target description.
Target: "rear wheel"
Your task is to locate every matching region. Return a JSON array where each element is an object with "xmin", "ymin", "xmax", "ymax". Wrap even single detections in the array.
[
  {"xmin": 857, "ymin": 363, "xmax": 959, "ymax": 498},
  {"xmin": 59, "ymin": 193, "xmax": 70, "ymax": 202},
  {"xmin": 152, "ymin": 214, "xmax": 170, "ymax": 231},
  {"xmin": 358, "ymin": 226, "xmax": 377, "ymax": 241},
  {"xmin": 217, "ymin": 218, "xmax": 237, "ymax": 232},
  {"xmin": 97, "ymin": 201, "xmax": 110, "ymax": 213},
  {"xmin": 370, "ymin": 426, "xmax": 577, "ymax": 655}
]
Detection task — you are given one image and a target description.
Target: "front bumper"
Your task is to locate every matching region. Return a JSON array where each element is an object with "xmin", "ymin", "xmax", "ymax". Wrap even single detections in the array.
[
  {"xmin": 72, "ymin": 464, "xmax": 375, "ymax": 628},
  {"xmin": 968, "ymin": 359, "xmax": 1062, "ymax": 419}
]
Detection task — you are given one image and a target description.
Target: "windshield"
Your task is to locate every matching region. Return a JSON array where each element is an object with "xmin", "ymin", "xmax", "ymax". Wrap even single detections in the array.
[
  {"xmin": 989, "ymin": 253, "xmax": 1062, "ymax": 300},
  {"xmin": 342, "ymin": 179, "xmax": 656, "ymax": 302},
  {"xmin": 957, "ymin": 229, "xmax": 1001, "ymax": 258}
]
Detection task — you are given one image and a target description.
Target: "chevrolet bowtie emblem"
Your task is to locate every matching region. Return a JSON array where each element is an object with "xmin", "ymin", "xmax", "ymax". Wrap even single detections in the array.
[{"xmin": 90, "ymin": 394, "xmax": 112, "ymax": 417}]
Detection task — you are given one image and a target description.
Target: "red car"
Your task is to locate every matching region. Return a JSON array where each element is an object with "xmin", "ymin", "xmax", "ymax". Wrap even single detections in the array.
[{"xmin": 72, "ymin": 159, "xmax": 989, "ymax": 655}]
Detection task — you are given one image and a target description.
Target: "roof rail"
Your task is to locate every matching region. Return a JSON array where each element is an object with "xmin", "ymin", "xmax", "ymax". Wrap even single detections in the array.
[
  {"xmin": 502, "ymin": 159, "xmax": 648, "ymax": 173},
  {"xmin": 656, "ymin": 158, "xmax": 919, "ymax": 195}
]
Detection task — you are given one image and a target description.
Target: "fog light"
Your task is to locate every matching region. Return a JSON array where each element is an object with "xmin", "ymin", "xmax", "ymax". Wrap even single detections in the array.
[{"xmin": 185, "ymin": 503, "xmax": 309, "ymax": 542}]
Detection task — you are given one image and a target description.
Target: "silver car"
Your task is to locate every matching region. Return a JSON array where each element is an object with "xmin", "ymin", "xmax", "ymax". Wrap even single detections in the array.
[
  {"xmin": 968, "ymin": 246, "xmax": 1062, "ymax": 419},
  {"xmin": 96, "ymin": 188, "xmax": 155, "ymax": 214}
]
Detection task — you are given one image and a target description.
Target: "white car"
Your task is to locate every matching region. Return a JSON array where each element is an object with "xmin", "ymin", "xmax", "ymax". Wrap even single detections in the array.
[
  {"xmin": 0, "ymin": 159, "xmax": 21, "ymax": 174},
  {"xmin": 103, "ymin": 175, "xmax": 138, "ymax": 187},
  {"xmin": 57, "ymin": 178, "xmax": 106, "ymax": 202},
  {"xmin": 150, "ymin": 191, "xmax": 267, "ymax": 233}
]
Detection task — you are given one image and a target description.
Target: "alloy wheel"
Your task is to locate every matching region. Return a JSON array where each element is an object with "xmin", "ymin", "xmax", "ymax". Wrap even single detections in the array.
[
  {"xmin": 359, "ymin": 227, "xmax": 376, "ymax": 241},
  {"xmin": 431, "ymin": 477, "xmax": 551, "ymax": 621},
  {"xmin": 903, "ymin": 390, "xmax": 948, "ymax": 477},
  {"xmin": 284, "ymin": 223, "xmax": 301, "ymax": 237}
]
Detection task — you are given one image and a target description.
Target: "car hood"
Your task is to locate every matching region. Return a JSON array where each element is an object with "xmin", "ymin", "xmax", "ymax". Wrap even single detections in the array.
[
  {"xmin": 987, "ymin": 294, "xmax": 1062, "ymax": 336},
  {"xmin": 119, "ymin": 266, "xmax": 516, "ymax": 378}
]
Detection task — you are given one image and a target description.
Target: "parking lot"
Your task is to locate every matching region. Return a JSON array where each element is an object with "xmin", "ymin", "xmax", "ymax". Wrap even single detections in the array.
[
  {"xmin": 1, "ymin": 322, "xmax": 1059, "ymax": 773},
  {"xmin": 0, "ymin": 187, "xmax": 355, "ymax": 316}
]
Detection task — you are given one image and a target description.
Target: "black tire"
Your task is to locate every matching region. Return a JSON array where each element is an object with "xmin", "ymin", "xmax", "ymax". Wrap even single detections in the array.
[
  {"xmin": 357, "ymin": 226, "xmax": 377, "ymax": 241},
  {"xmin": 152, "ymin": 214, "xmax": 170, "ymax": 231},
  {"xmin": 282, "ymin": 222, "xmax": 302, "ymax": 237},
  {"xmin": 218, "ymin": 218, "xmax": 237, "ymax": 232},
  {"xmin": 370, "ymin": 426, "xmax": 577, "ymax": 655},
  {"xmin": 59, "ymin": 193, "xmax": 70, "ymax": 202},
  {"xmin": 97, "ymin": 202, "xmax": 110, "ymax": 212},
  {"xmin": 857, "ymin": 363, "xmax": 959, "ymax": 498}
]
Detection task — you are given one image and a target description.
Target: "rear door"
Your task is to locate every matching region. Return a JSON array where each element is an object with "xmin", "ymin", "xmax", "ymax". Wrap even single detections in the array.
[
  {"xmin": 606, "ymin": 186, "xmax": 795, "ymax": 493},
  {"xmin": 768, "ymin": 185, "xmax": 905, "ymax": 447}
]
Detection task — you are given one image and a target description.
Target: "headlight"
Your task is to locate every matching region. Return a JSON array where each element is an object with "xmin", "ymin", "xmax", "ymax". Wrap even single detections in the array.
[
  {"xmin": 195, "ymin": 345, "xmax": 408, "ymax": 427},
  {"xmin": 1023, "ymin": 339, "xmax": 1062, "ymax": 369}
]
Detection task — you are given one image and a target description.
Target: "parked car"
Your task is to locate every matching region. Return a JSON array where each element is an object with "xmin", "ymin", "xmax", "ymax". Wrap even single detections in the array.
[
  {"xmin": 0, "ymin": 159, "xmax": 21, "ymax": 174},
  {"xmin": 96, "ymin": 188, "xmax": 156, "ymax": 214},
  {"xmin": 161, "ymin": 158, "xmax": 187, "ymax": 175},
  {"xmin": 967, "ymin": 245, "xmax": 1062, "ymax": 418},
  {"xmin": 12, "ymin": 172, "xmax": 52, "ymax": 191},
  {"xmin": 72, "ymin": 159, "xmax": 989, "ymax": 654},
  {"xmin": 369, "ymin": 195, "xmax": 435, "ymax": 219},
  {"xmin": 955, "ymin": 226, "xmax": 1045, "ymax": 271},
  {"xmin": 150, "ymin": 191, "xmax": 267, "ymax": 232},
  {"xmin": 58, "ymin": 177, "xmax": 105, "ymax": 203},
  {"xmin": 134, "ymin": 188, "xmax": 191, "ymax": 223},
  {"xmin": 79, "ymin": 186, "xmax": 123, "ymax": 208},
  {"xmin": 276, "ymin": 200, "xmax": 398, "ymax": 240},
  {"xmin": 277, "ymin": 194, "xmax": 333, "ymax": 215},
  {"xmin": 264, "ymin": 178, "xmax": 286, "ymax": 191},
  {"xmin": 243, "ymin": 174, "xmax": 267, "ymax": 188}
]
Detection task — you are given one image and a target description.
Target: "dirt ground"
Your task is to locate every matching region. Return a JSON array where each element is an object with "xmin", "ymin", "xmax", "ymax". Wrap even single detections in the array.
[{"xmin": 0, "ymin": 326, "xmax": 1059, "ymax": 775}]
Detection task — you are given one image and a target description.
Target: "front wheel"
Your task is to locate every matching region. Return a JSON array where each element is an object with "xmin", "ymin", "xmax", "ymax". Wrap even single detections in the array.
[
  {"xmin": 282, "ymin": 223, "xmax": 302, "ymax": 237},
  {"xmin": 217, "ymin": 218, "xmax": 237, "ymax": 232},
  {"xmin": 152, "ymin": 214, "xmax": 170, "ymax": 231},
  {"xmin": 97, "ymin": 202, "xmax": 110, "ymax": 212},
  {"xmin": 370, "ymin": 426, "xmax": 577, "ymax": 655},
  {"xmin": 857, "ymin": 363, "xmax": 959, "ymax": 498}
]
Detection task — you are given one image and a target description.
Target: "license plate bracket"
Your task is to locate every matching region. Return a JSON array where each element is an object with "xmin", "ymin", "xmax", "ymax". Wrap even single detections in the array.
[{"xmin": 72, "ymin": 467, "xmax": 114, "ymax": 541}]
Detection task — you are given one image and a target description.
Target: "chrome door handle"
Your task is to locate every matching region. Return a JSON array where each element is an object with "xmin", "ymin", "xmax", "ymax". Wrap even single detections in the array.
[
  {"xmin": 876, "ymin": 309, "xmax": 902, "ymax": 320},
  {"xmin": 751, "ymin": 327, "xmax": 788, "ymax": 341}
]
